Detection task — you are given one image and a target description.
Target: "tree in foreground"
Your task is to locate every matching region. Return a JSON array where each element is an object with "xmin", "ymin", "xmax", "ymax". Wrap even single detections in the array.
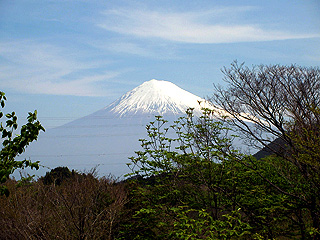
[
  {"xmin": 212, "ymin": 62, "xmax": 320, "ymax": 239},
  {"xmin": 0, "ymin": 91, "xmax": 45, "ymax": 196},
  {"xmin": 0, "ymin": 168, "xmax": 128, "ymax": 239},
  {"xmin": 124, "ymin": 109, "xmax": 309, "ymax": 239}
]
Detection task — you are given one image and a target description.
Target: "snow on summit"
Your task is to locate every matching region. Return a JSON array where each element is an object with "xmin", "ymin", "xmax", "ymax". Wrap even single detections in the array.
[{"xmin": 105, "ymin": 79, "xmax": 209, "ymax": 117}]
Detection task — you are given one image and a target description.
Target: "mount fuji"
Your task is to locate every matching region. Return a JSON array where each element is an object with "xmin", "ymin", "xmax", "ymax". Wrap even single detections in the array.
[
  {"xmin": 18, "ymin": 79, "xmax": 217, "ymax": 178},
  {"xmin": 104, "ymin": 79, "xmax": 210, "ymax": 117}
]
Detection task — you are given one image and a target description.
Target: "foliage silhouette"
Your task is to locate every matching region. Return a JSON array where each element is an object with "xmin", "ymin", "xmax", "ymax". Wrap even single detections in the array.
[{"xmin": 0, "ymin": 91, "xmax": 44, "ymax": 196}]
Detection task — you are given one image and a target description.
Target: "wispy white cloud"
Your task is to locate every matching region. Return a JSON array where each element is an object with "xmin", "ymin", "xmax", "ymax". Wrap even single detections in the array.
[
  {"xmin": 0, "ymin": 41, "xmax": 121, "ymax": 96},
  {"xmin": 98, "ymin": 7, "xmax": 319, "ymax": 44},
  {"xmin": 91, "ymin": 41, "xmax": 152, "ymax": 57},
  {"xmin": 90, "ymin": 40, "xmax": 181, "ymax": 60}
]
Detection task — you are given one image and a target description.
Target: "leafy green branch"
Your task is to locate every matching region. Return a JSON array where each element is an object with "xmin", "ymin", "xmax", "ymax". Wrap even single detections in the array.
[{"xmin": 0, "ymin": 91, "xmax": 45, "ymax": 196}]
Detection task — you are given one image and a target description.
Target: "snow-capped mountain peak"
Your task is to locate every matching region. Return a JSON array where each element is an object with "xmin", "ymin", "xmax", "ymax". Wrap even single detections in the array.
[{"xmin": 105, "ymin": 79, "xmax": 210, "ymax": 117}]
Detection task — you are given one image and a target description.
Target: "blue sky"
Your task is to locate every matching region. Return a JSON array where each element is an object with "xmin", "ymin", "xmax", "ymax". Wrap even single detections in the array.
[{"xmin": 0, "ymin": 0, "xmax": 319, "ymax": 128}]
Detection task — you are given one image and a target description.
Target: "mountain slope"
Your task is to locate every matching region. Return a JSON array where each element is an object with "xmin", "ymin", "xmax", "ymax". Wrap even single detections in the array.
[{"xmin": 18, "ymin": 79, "xmax": 215, "ymax": 178}]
